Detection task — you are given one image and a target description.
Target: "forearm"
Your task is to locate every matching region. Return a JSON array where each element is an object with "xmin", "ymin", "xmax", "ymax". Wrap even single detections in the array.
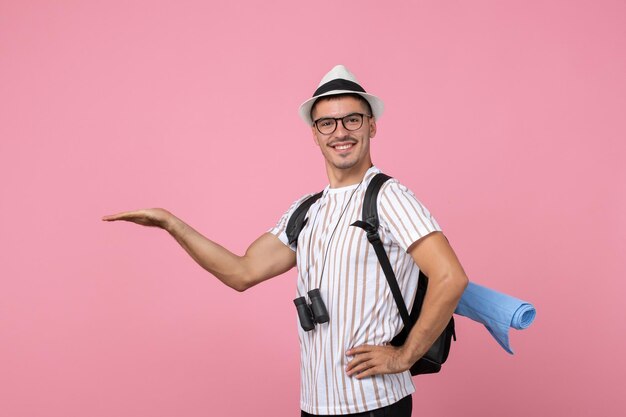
[
  {"xmin": 103, "ymin": 207, "xmax": 295, "ymax": 290},
  {"xmin": 165, "ymin": 215, "xmax": 250, "ymax": 291},
  {"xmin": 402, "ymin": 271, "xmax": 468, "ymax": 363}
]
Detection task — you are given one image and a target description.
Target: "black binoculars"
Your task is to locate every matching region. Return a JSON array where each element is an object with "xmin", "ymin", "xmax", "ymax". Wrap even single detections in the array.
[{"xmin": 293, "ymin": 289, "xmax": 329, "ymax": 331}]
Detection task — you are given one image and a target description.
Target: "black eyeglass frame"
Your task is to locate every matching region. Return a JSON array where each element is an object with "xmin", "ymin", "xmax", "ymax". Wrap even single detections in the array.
[{"xmin": 313, "ymin": 113, "xmax": 372, "ymax": 135}]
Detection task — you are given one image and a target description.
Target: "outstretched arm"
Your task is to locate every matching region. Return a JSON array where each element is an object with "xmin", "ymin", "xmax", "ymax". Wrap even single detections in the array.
[{"xmin": 102, "ymin": 208, "xmax": 296, "ymax": 292}]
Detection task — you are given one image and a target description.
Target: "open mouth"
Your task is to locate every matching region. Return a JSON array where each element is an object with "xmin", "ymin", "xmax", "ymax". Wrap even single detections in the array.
[{"xmin": 331, "ymin": 142, "xmax": 356, "ymax": 151}]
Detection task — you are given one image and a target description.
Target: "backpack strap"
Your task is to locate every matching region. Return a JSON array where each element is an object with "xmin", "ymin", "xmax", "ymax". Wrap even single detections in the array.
[
  {"xmin": 286, "ymin": 191, "xmax": 324, "ymax": 247},
  {"xmin": 351, "ymin": 173, "xmax": 413, "ymax": 329}
]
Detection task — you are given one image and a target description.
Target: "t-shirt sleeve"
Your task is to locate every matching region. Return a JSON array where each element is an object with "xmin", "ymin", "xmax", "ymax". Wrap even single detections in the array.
[
  {"xmin": 378, "ymin": 180, "xmax": 442, "ymax": 252},
  {"xmin": 268, "ymin": 193, "xmax": 316, "ymax": 251}
]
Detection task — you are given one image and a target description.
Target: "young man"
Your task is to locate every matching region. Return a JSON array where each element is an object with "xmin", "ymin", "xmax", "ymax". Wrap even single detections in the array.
[{"xmin": 103, "ymin": 65, "xmax": 468, "ymax": 416}]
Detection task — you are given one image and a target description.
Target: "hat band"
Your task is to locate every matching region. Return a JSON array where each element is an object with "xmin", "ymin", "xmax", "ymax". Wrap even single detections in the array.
[{"xmin": 313, "ymin": 78, "xmax": 366, "ymax": 97}]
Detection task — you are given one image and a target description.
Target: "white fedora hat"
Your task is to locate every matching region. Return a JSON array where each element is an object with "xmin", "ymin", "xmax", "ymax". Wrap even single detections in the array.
[{"xmin": 298, "ymin": 65, "xmax": 385, "ymax": 125}]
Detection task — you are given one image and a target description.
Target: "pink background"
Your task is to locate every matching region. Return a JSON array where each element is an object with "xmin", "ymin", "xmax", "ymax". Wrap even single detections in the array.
[{"xmin": 1, "ymin": 1, "xmax": 625, "ymax": 416}]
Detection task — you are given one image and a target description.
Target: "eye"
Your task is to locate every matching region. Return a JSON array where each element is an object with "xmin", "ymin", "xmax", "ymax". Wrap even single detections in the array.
[
  {"xmin": 345, "ymin": 114, "xmax": 361, "ymax": 124},
  {"xmin": 318, "ymin": 119, "xmax": 334, "ymax": 128}
]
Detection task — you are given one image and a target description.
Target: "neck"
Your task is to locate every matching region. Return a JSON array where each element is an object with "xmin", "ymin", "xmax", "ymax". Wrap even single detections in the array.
[{"xmin": 326, "ymin": 159, "xmax": 373, "ymax": 188}]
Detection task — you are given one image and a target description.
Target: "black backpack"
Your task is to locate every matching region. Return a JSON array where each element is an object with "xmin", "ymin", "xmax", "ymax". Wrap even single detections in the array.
[{"xmin": 286, "ymin": 173, "xmax": 455, "ymax": 376}]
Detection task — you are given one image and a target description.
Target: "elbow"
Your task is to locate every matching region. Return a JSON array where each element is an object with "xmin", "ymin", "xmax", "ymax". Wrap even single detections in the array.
[
  {"xmin": 233, "ymin": 283, "xmax": 250, "ymax": 293},
  {"xmin": 454, "ymin": 273, "xmax": 469, "ymax": 302},
  {"xmin": 439, "ymin": 270, "xmax": 469, "ymax": 300},
  {"xmin": 208, "ymin": 270, "xmax": 255, "ymax": 292},
  {"xmin": 231, "ymin": 276, "xmax": 257, "ymax": 292},
  {"xmin": 457, "ymin": 272, "xmax": 469, "ymax": 290},
  {"xmin": 452, "ymin": 271, "xmax": 469, "ymax": 293},
  {"xmin": 222, "ymin": 261, "xmax": 256, "ymax": 292}
]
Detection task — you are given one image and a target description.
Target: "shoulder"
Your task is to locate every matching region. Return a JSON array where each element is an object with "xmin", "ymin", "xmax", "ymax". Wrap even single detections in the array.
[
  {"xmin": 289, "ymin": 190, "xmax": 324, "ymax": 214},
  {"xmin": 269, "ymin": 190, "xmax": 324, "ymax": 245},
  {"xmin": 362, "ymin": 168, "xmax": 416, "ymax": 198},
  {"xmin": 377, "ymin": 176, "xmax": 423, "ymax": 211},
  {"xmin": 380, "ymin": 178, "xmax": 431, "ymax": 214},
  {"xmin": 377, "ymin": 176, "xmax": 441, "ymax": 237},
  {"xmin": 360, "ymin": 170, "xmax": 424, "ymax": 217}
]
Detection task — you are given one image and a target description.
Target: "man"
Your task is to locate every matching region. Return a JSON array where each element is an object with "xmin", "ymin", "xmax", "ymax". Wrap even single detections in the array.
[{"xmin": 103, "ymin": 65, "xmax": 469, "ymax": 416}]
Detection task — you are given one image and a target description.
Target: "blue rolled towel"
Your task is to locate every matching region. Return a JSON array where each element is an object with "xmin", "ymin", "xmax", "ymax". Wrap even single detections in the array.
[{"xmin": 454, "ymin": 282, "xmax": 536, "ymax": 354}]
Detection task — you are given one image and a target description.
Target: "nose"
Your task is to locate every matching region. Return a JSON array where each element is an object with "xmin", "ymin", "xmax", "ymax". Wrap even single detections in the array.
[{"xmin": 333, "ymin": 119, "xmax": 350, "ymax": 137}]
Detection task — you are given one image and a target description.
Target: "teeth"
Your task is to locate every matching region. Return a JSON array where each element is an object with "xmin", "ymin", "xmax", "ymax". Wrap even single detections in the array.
[{"xmin": 335, "ymin": 144, "xmax": 353, "ymax": 150}]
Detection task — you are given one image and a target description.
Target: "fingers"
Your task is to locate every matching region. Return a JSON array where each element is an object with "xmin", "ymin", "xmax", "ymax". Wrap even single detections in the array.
[
  {"xmin": 351, "ymin": 366, "xmax": 381, "ymax": 379},
  {"xmin": 346, "ymin": 351, "xmax": 372, "ymax": 372},
  {"xmin": 346, "ymin": 345, "xmax": 383, "ymax": 378},
  {"xmin": 346, "ymin": 345, "xmax": 373, "ymax": 356},
  {"xmin": 101, "ymin": 210, "xmax": 159, "ymax": 227},
  {"xmin": 345, "ymin": 345, "xmax": 374, "ymax": 372},
  {"xmin": 345, "ymin": 344, "xmax": 406, "ymax": 379},
  {"xmin": 346, "ymin": 353, "xmax": 386, "ymax": 379},
  {"xmin": 101, "ymin": 210, "xmax": 141, "ymax": 221},
  {"xmin": 348, "ymin": 363, "xmax": 373, "ymax": 378}
]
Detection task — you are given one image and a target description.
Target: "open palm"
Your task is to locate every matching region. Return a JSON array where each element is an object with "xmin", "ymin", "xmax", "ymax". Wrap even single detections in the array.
[{"xmin": 101, "ymin": 208, "xmax": 172, "ymax": 229}]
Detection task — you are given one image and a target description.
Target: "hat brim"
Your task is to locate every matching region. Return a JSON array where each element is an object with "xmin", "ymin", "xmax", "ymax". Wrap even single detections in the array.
[{"xmin": 298, "ymin": 90, "xmax": 385, "ymax": 126}]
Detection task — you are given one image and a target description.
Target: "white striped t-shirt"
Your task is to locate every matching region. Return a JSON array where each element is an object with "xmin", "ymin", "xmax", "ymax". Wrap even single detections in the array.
[{"xmin": 270, "ymin": 166, "xmax": 441, "ymax": 415}]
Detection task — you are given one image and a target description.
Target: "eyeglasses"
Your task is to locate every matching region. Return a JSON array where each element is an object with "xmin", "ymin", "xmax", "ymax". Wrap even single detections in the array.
[{"xmin": 313, "ymin": 113, "xmax": 371, "ymax": 135}]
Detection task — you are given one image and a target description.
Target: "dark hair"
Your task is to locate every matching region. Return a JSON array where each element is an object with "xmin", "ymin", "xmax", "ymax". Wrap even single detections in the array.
[{"xmin": 310, "ymin": 93, "xmax": 373, "ymax": 122}]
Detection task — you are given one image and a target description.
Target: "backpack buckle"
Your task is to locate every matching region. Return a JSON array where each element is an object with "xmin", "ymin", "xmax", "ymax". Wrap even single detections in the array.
[
  {"xmin": 351, "ymin": 220, "xmax": 381, "ymax": 244},
  {"xmin": 366, "ymin": 229, "xmax": 381, "ymax": 244}
]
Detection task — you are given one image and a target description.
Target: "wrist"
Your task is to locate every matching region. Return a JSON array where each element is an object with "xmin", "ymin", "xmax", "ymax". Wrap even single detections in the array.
[
  {"xmin": 398, "ymin": 344, "xmax": 418, "ymax": 370},
  {"xmin": 163, "ymin": 213, "xmax": 183, "ymax": 235},
  {"xmin": 402, "ymin": 329, "xmax": 430, "ymax": 364}
]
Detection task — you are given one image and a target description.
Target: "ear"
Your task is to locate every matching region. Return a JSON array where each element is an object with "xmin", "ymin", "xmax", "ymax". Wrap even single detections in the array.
[
  {"xmin": 311, "ymin": 125, "xmax": 320, "ymax": 146},
  {"xmin": 369, "ymin": 118, "xmax": 377, "ymax": 139}
]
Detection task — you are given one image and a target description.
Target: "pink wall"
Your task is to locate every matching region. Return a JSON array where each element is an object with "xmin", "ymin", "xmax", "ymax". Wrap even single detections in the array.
[{"xmin": 1, "ymin": 1, "xmax": 624, "ymax": 416}]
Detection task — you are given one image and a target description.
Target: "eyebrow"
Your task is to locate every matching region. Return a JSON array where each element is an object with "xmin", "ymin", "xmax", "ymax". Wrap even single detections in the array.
[{"xmin": 315, "ymin": 112, "xmax": 362, "ymax": 121}]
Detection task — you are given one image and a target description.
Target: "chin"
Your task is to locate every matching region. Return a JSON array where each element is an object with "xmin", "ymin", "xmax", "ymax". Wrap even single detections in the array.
[{"xmin": 332, "ymin": 159, "xmax": 358, "ymax": 170}]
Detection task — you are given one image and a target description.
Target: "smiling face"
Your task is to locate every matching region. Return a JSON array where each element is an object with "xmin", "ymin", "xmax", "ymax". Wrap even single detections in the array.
[{"xmin": 310, "ymin": 95, "xmax": 377, "ymax": 187}]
